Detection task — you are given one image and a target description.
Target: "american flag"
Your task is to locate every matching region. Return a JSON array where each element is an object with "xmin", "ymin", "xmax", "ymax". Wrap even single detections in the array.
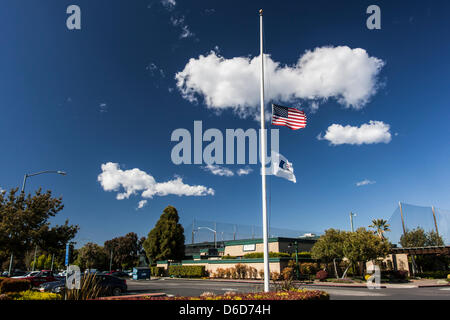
[{"xmin": 271, "ymin": 104, "xmax": 307, "ymax": 130}]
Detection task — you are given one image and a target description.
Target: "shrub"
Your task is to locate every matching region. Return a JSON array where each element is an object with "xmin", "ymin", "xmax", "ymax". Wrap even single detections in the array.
[
  {"xmin": 0, "ymin": 279, "xmax": 32, "ymax": 293},
  {"xmin": 66, "ymin": 273, "xmax": 104, "ymax": 300},
  {"xmin": 168, "ymin": 265, "xmax": 206, "ymax": 278},
  {"xmin": 224, "ymin": 268, "xmax": 232, "ymax": 279},
  {"xmin": 243, "ymin": 252, "xmax": 290, "ymax": 259},
  {"xmin": 258, "ymin": 270, "xmax": 265, "ymax": 279},
  {"xmin": 270, "ymin": 272, "xmax": 281, "ymax": 281},
  {"xmin": 150, "ymin": 267, "xmax": 165, "ymax": 277},
  {"xmin": 299, "ymin": 262, "xmax": 317, "ymax": 275},
  {"xmin": 235, "ymin": 264, "xmax": 248, "ymax": 279},
  {"xmin": 282, "ymin": 267, "xmax": 294, "ymax": 281},
  {"xmin": 4, "ymin": 290, "xmax": 61, "ymax": 300},
  {"xmin": 222, "ymin": 255, "xmax": 237, "ymax": 260},
  {"xmin": 315, "ymin": 270, "xmax": 328, "ymax": 281},
  {"xmin": 214, "ymin": 268, "xmax": 226, "ymax": 278},
  {"xmin": 248, "ymin": 267, "xmax": 258, "ymax": 279}
]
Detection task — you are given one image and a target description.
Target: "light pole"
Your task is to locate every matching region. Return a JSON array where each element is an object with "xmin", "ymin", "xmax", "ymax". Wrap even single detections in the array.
[
  {"xmin": 8, "ymin": 170, "xmax": 67, "ymax": 276},
  {"xmin": 288, "ymin": 241, "xmax": 300, "ymax": 280},
  {"xmin": 197, "ymin": 227, "xmax": 217, "ymax": 248},
  {"xmin": 350, "ymin": 212, "xmax": 357, "ymax": 232}
]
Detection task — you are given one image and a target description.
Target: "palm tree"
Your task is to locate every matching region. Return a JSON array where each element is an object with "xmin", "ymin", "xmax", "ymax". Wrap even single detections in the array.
[{"xmin": 369, "ymin": 219, "xmax": 391, "ymax": 239}]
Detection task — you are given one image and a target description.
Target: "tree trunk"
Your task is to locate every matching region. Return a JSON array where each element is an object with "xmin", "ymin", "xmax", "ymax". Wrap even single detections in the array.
[{"xmin": 333, "ymin": 259, "xmax": 339, "ymax": 278}]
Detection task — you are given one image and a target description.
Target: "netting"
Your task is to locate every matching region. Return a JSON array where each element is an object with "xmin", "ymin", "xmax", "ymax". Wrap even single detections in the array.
[
  {"xmin": 386, "ymin": 202, "xmax": 450, "ymax": 246},
  {"xmin": 184, "ymin": 219, "xmax": 320, "ymax": 244}
]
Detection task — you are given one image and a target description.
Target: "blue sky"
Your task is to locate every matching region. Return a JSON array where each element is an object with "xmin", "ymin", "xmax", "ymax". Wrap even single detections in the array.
[{"xmin": 1, "ymin": 0, "xmax": 449, "ymax": 246}]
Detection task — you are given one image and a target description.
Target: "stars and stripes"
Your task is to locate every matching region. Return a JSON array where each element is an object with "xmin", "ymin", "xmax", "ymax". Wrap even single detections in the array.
[{"xmin": 271, "ymin": 104, "xmax": 307, "ymax": 130}]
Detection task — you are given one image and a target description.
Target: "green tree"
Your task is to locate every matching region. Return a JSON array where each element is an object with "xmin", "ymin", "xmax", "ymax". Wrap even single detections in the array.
[
  {"xmin": 74, "ymin": 243, "xmax": 108, "ymax": 271},
  {"xmin": 0, "ymin": 188, "xmax": 78, "ymax": 269},
  {"xmin": 425, "ymin": 230, "xmax": 444, "ymax": 246},
  {"xmin": 143, "ymin": 206, "xmax": 185, "ymax": 263},
  {"xmin": 342, "ymin": 228, "xmax": 391, "ymax": 275},
  {"xmin": 400, "ymin": 227, "xmax": 444, "ymax": 248},
  {"xmin": 311, "ymin": 229, "xmax": 346, "ymax": 278},
  {"xmin": 104, "ymin": 232, "xmax": 142, "ymax": 270},
  {"xmin": 369, "ymin": 219, "xmax": 391, "ymax": 239}
]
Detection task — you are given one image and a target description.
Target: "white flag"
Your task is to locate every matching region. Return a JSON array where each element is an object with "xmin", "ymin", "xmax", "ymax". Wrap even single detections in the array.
[{"xmin": 268, "ymin": 151, "xmax": 296, "ymax": 183}]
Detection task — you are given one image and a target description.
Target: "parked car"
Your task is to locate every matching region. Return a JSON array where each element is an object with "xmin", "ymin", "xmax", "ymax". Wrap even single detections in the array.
[
  {"xmin": 40, "ymin": 274, "xmax": 127, "ymax": 296},
  {"xmin": 12, "ymin": 271, "xmax": 40, "ymax": 279},
  {"xmin": 106, "ymin": 271, "xmax": 129, "ymax": 278},
  {"xmin": 22, "ymin": 270, "xmax": 57, "ymax": 287}
]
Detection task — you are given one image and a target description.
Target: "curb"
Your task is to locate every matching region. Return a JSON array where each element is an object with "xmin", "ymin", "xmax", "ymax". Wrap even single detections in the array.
[{"xmin": 98, "ymin": 292, "xmax": 166, "ymax": 300}]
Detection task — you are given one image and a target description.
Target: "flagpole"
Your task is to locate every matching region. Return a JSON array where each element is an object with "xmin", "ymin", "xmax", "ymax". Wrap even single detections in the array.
[{"xmin": 259, "ymin": 8, "xmax": 270, "ymax": 293}]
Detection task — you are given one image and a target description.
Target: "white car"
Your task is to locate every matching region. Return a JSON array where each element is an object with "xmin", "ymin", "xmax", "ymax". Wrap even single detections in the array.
[{"xmin": 12, "ymin": 271, "xmax": 40, "ymax": 279}]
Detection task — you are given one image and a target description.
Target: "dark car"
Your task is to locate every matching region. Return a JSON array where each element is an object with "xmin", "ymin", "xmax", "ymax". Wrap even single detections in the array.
[
  {"xmin": 40, "ymin": 274, "xmax": 127, "ymax": 296},
  {"xmin": 106, "ymin": 271, "xmax": 129, "ymax": 278}
]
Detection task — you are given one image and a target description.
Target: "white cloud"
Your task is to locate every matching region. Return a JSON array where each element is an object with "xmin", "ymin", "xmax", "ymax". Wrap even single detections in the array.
[
  {"xmin": 0, "ymin": 187, "xmax": 4, "ymax": 193},
  {"xmin": 161, "ymin": 0, "xmax": 176, "ymax": 10},
  {"xmin": 175, "ymin": 46, "xmax": 384, "ymax": 118},
  {"xmin": 99, "ymin": 103, "xmax": 107, "ymax": 113},
  {"xmin": 170, "ymin": 16, "xmax": 194, "ymax": 39},
  {"xmin": 356, "ymin": 179, "xmax": 376, "ymax": 187},
  {"xmin": 98, "ymin": 162, "xmax": 214, "ymax": 202},
  {"xmin": 137, "ymin": 200, "xmax": 148, "ymax": 209},
  {"xmin": 237, "ymin": 168, "xmax": 253, "ymax": 176},
  {"xmin": 318, "ymin": 121, "xmax": 392, "ymax": 145},
  {"xmin": 202, "ymin": 165, "xmax": 234, "ymax": 177}
]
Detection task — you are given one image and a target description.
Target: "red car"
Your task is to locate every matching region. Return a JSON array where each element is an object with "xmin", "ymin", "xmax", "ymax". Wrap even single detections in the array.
[{"xmin": 22, "ymin": 270, "xmax": 57, "ymax": 287}]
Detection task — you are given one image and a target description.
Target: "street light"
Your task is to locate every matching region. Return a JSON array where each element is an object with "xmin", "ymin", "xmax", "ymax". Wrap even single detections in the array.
[
  {"xmin": 8, "ymin": 170, "xmax": 67, "ymax": 276},
  {"xmin": 288, "ymin": 240, "xmax": 300, "ymax": 280},
  {"xmin": 349, "ymin": 212, "xmax": 357, "ymax": 232},
  {"xmin": 22, "ymin": 170, "xmax": 67, "ymax": 193},
  {"xmin": 197, "ymin": 227, "xmax": 217, "ymax": 248}
]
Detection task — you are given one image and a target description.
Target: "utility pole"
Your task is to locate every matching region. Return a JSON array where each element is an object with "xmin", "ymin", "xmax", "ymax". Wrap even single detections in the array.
[{"xmin": 109, "ymin": 249, "xmax": 113, "ymax": 272}]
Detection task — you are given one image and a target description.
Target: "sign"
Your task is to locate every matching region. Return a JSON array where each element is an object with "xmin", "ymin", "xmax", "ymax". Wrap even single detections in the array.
[
  {"xmin": 65, "ymin": 244, "xmax": 70, "ymax": 266},
  {"xmin": 243, "ymin": 244, "xmax": 256, "ymax": 252}
]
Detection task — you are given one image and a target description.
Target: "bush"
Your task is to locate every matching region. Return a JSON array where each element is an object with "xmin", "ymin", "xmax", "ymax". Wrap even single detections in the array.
[
  {"xmin": 315, "ymin": 270, "xmax": 328, "ymax": 281},
  {"xmin": 150, "ymin": 267, "xmax": 165, "ymax": 277},
  {"xmin": 0, "ymin": 279, "xmax": 32, "ymax": 293},
  {"xmin": 168, "ymin": 265, "xmax": 206, "ymax": 278},
  {"xmin": 243, "ymin": 252, "xmax": 290, "ymax": 259},
  {"xmin": 270, "ymin": 272, "xmax": 281, "ymax": 281},
  {"xmin": 3, "ymin": 290, "xmax": 61, "ymax": 300},
  {"xmin": 235, "ymin": 264, "xmax": 248, "ymax": 279},
  {"xmin": 222, "ymin": 255, "xmax": 237, "ymax": 260},
  {"xmin": 299, "ymin": 262, "xmax": 318, "ymax": 275}
]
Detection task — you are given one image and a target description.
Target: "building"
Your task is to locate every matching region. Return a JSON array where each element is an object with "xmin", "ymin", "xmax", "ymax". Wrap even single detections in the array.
[{"xmin": 157, "ymin": 236, "xmax": 318, "ymax": 277}]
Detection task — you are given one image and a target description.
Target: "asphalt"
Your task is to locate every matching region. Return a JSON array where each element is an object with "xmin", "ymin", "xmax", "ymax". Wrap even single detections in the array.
[{"xmin": 124, "ymin": 278, "xmax": 450, "ymax": 300}]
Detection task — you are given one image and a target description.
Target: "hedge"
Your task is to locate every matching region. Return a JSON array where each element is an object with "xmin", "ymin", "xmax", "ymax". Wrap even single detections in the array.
[
  {"xmin": 168, "ymin": 265, "xmax": 206, "ymax": 278},
  {"xmin": 150, "ymin": 267, "xmax": 166, "ymax": 277},
  {"xmin": 242, "ymin": 252, "xmax": 291, "ymax": 259},
  {"xmin": 416, "ymin": 271, "xmax": 449, "ymax": 279},
  {"xmin": 0, "ymin": 279, "xmax": 32, "ymax": 293}
]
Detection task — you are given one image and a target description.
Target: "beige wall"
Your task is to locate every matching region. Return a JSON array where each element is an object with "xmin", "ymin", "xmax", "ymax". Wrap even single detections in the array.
[
  {"xmin": 156, "ymin": 260, "xmax": 287, "ymax": 279},
  {"xmin": 224, "ymin": 242, "xmax": 279, "ymax": 257},
  {"xmin": 365, "ymin": 253, "xmax": 410, "ymax": 275}
]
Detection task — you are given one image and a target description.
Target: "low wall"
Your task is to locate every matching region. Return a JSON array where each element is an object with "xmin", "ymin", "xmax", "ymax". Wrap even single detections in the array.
[{"xmin": 156, "ymin": 258, "xmax": 290, "ymax": 278}]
